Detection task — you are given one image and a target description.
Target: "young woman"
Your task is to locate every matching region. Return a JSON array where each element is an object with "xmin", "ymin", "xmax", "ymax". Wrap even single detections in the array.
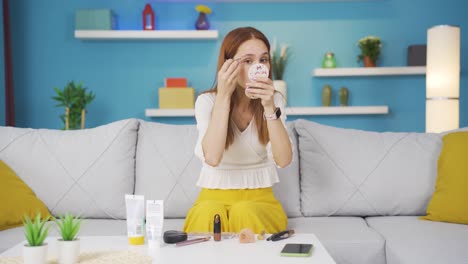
[{"xmin": 183, "ymin": 27, "xmax": 293, "ymax": 234}]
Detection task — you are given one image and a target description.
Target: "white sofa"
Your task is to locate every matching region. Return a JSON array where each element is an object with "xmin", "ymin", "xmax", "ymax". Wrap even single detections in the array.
[{"xmin": 1, "ymin": 119, "xmax": 467, "ymax": 264}]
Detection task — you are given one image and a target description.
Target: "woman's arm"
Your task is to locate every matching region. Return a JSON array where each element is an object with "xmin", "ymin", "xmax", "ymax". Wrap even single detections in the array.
[
  {"xmin": 264, "ymin": 103, "xmax": 292, "ymax": 168},
  {"xmin": 245, "ymin": 77, "xmax": 292, "ymax": 168},
  {"xmin": 201, "ymin": 59, "xmax": 241, "ymax": 167}
]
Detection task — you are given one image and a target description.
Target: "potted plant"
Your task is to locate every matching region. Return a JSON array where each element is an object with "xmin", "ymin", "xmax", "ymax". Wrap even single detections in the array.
[
  {"xmin": 54, "ymin": 213, "xmax": 82, "ymax": 264},
  {"xmin": 22, "ymin": 212, "xmax": 51, "ymax": 264},
  {"xmin": 357, "ymin": 36, "xmax": 382, "ymax": 67},
  {"xmin": 270, "ymin": 38, "xmax": 290, "ymax": 104},
  {"xmin": 52, "ymin": 81, "xmax": 95, "ymax": 130}
]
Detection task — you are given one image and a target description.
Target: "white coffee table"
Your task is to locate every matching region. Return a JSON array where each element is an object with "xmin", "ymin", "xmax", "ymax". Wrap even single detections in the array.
[{"xmin": 1, "ymin": 234, "xmax": 336, "ymax": 264}]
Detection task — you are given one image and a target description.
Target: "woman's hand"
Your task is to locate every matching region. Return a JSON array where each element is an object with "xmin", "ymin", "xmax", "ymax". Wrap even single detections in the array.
[
  {"xmin": 217, "ymin": 59, "xmax": 241, "ymax": 98},
  {"xmin": 245, "ymin": 77, "xmax": 275, "ymax": 109}
]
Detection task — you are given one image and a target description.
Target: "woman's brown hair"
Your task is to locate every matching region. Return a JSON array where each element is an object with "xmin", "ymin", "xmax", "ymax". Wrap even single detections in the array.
[{"xmin": 203, "ymin": 27, "xmax": 272, "ymax": 149}]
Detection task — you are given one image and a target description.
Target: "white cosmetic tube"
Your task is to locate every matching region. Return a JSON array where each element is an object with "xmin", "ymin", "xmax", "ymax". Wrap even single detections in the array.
[
  {"xmin": 125, "ymin": 194, "xmax": 145, "ymax": 245},
  {"xmin": 146, "ymin": 200, "xmax": 164, "ymax": 247}
]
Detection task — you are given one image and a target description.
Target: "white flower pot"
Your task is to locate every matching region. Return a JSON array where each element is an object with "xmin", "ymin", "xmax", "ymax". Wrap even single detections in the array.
[
  {"xmin": 23, "ymin": 243, "xmax": 48, "ymax": 264},
  {"xmin": 273, "ymin": 80, "xmax": 287, "ymax": 105},
  {"xmin": 57, "ymin": 239, "xmax": 80, "ymax": 264}
]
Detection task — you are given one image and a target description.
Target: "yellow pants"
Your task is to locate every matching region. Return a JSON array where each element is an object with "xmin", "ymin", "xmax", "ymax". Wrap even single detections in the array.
[{"xmin": 183, "ymin": 187, "xmax": 287, "ymax": 234}]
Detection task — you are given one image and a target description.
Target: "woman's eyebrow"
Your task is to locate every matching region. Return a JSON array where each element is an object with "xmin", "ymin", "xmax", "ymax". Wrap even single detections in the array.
[
  {"xmin": 234, "ymin": 52, "xmax": 269, "ymax": 61},
  {"xmin": 234, "ymin": 54, "xmax": 250, "ymax": 61}
]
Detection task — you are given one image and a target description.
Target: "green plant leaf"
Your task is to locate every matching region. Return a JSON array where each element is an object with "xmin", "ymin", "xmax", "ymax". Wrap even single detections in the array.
[
  {"xmin": 55, "ymin": 213, "xmax": 81, "ymax": 241},
  {"xmin": 52, "ymin": 81, "xmax": 95, "ymax": 129},
  {"xmin": 37, "ymin": 224, "xmax": 50, "ymax": 246},
  {"xmin": 23, "ymin": 213, "xmax": 50, "ymax": 246}
]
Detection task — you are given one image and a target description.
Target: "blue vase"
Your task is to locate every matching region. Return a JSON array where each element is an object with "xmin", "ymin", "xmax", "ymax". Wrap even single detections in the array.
[{"xmin": 195, "ymin": 13, "xmax": 210, "ymax": 30}]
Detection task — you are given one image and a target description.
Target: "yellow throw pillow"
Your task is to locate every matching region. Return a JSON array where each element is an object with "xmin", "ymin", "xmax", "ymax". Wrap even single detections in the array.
[
  {"xmin": 421, "ymin": 132, "xmax": 468, "ymax": 224},
  {"xmin": 0, "ymin": 160, "xmax": 51, "ymax": 231}
]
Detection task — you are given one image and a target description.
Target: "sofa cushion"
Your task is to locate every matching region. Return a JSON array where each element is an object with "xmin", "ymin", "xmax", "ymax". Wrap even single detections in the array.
[
  {"xmin": 422, "ymin": 132, "xmax": 468, "ymax": 224},
  {"xmin": 295, "ymin": 119, "xmax": 442, "ymax": 216},
  {"xmin": 135, "ymin": 121, "xmax": 202, "ymax": 218},
  {"xmin": 366, "ymin": 216, "xmax": 468, "ymax": 264},
  {"xmin": 272, "ymin": 122, "xmax": 302, "ymax": 217},
  {"xmin": 135, "ymin": 120, "xmax": 302, "ymax": 218},
  {"xmin": 0, "ymin": 160, "xmax": 50, "ymax": 231},
  {"xmin": 289, "ymin": 217, "xmax": 385, "ymax": 264},
  {"xmin": 0, "ymin": 119, "xmax": 139, "ymax": 219}
]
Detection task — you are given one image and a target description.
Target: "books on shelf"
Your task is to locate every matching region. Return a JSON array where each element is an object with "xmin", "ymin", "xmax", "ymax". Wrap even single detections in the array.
[
  {"xmin": 165, "ymin": 77, "xmax": 188, "ymax": 88},
  {"xmin": 159, "ymin": 77, "xmax": 194, "ymax": 109}
]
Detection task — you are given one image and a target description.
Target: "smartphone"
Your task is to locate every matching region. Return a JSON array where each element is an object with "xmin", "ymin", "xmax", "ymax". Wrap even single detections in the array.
[{"xmin": 280, "ymin": 243, "xmax": 313, "ymax": 257}]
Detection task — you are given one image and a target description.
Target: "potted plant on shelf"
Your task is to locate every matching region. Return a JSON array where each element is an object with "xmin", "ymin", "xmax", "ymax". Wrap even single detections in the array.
[
  {"xmin": 357, "ymin": 36, "xmax": 382, "ymax": 67},
  {"xmin": 54, "ymin": 213, "xmax": 82, "ymax": 264},
  {"xmin": 23, "ymin": 212, "xmax": 51, "ymax": 264},
  {"xmin": 270, "ymin": 38, "xmax": 290, "ymax": 104},
  {"xmin": 52, "ymin": 81, "xmax": 95, "ymax": 130}
]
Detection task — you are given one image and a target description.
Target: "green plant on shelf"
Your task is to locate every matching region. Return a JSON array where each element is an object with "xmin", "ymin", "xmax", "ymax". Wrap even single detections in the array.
[
  {"xmin": 357, "ymin": 36, "xmax": 382, "ymax": 64},
  {"xmin": 270, "ymin": 38, "xmax": 290, "ymax": 80}
]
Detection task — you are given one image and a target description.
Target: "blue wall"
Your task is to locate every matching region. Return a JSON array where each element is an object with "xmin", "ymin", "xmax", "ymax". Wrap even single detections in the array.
[
  {"xmin": 6, "ymin": 0, "xmax": 468, "ymax": 131},
  {"xmin": 0, "ymin": 3, "xmax": 5, "ymax": 126}
]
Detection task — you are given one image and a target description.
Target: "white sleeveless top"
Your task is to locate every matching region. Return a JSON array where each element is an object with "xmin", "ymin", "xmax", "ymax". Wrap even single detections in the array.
[{"xmin": 194, "ymin": 92, "xmax": 287, "ymax": 189}]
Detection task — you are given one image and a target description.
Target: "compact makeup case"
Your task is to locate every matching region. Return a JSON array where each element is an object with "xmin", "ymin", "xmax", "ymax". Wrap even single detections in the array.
[{"xmin": 163, "ymin": 230, "xmax": 188, "ymax": 244}]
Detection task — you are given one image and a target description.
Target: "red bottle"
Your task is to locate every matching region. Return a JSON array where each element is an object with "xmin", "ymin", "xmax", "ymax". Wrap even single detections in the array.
[{"xmin": 142, "ymin": 4, "xmax": 155, "ymax": 30}]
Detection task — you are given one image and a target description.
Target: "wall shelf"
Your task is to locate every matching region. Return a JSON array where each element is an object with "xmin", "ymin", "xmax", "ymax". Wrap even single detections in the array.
[
  {"xmin": 145, "ymin": 106, "xmax": 389, "ymax": 117},
  {"xmin": 152, "ymin": 0, "xmax": 380, "ymax": 2},
  {"xmin": 146, "ymin": 109, "xmax": 195, "ymax": 117},
  {"xmin": 74, "ymin": 30, "xmax": 219, "ymax": 40},
  {"xmin": 313, "ymin": 66, "xmax": 426, "ymax": 77}
]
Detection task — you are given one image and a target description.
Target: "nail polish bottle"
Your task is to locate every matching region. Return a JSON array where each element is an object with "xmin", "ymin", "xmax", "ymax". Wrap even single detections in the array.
[{"xmin": 214, "ymin": 214, "xmax": 221, "ymax": 241}]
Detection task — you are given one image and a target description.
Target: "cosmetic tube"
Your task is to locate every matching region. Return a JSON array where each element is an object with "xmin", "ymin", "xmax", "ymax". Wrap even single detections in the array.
[
  {"xmin": 213, "ymin": 214, "xmax": 221, "ymax": 241},
  {"xmin": 125, "ymin": 194, "xmax": 145, "ymax": 245},
  {"xmin": 146, "ymin": 200, "xmax": 164, "ymax": 247}
]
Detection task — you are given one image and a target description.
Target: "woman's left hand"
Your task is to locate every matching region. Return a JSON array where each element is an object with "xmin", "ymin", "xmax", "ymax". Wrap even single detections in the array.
[{"xmin": 245, "ymin": 77, "xmax": 275, "ymax": 108}]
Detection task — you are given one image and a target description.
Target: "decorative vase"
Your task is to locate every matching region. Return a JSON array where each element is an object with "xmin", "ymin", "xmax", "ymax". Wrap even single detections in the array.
[
  {"xmin": 57, "ymin": 239, "xmax": 80, "ymax": 264},
  {"xmin": 195, "ymin": 13, "xmax": 210, "ymax": 30},
  {"xmin": 142, "ymin": 4, "xmax": 155, "ymax": 30},
  {"xmin": 339, "ymin": 87, "xmax": 349, "ymax": 106},
  {"xmin": 322, "ymin": 52, "xmax": 337, "ymax": 68},
  {"xmin": 363, "ymin": 56, "xmax": 376, "ymax": 67},
  {"xmin": 23, "ymin": 243, "xmax": 48, "ymax": 264},
  {"xmin": 273, "ymin": 80, "xmax": 287, "ymax": 105},
  {"xmin": 321, "ymin": 85, "xmax": 332, "ymax": 106}
]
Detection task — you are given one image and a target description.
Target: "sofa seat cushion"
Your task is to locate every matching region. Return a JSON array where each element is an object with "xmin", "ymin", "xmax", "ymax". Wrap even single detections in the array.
[
  {"xmin": 289, "ymin": 217, "xmax": 385, "ymax": 264},
  {"xmin": 366, "ymin": 216, "xmax": 468, "ymax": 264},
  {"xmin": 0, "ymin": 218, "xmax": 186, "ymax": 253},
  {"xmin": 0, "ymin": 119, "xmax": 139, "ymax": 219},
  {"xmin": 295, "ymin": 119, "xmax": 442, "ymax": 216}
]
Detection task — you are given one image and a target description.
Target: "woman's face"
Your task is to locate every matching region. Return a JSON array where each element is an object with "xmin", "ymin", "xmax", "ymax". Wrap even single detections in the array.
[{"xmin": 232, "ymin": 38, "xmax": 270, "ymax": 89}]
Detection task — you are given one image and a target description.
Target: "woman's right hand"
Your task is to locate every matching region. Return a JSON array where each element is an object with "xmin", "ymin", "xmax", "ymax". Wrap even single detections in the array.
[{"xmin": 216, "ymin": 59, "xmax": 241, "ymax": 97}]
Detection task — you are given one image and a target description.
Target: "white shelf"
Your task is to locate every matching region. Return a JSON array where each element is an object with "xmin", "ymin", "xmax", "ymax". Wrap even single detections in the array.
[
  {"xmin": 74, "ymin": 30, "xmax": 219, "ymax": 40},
  {"xmin": 153, "ymin": 0, "xmax": 379, "ymax": 2},
  {"xmin": 285, "ymin": 106, "xmax": 388, "ymax": 115},
  {"xmin": 145, "ymin": 106, "xmax": 389, "ymax": 117},
  {"xmin": 146, "ymin": 109, "xmax": 195, "ymax": 117},
  {"xmin": 313, "ymin": 66, "xmax": 426, "ymax": 77}
]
